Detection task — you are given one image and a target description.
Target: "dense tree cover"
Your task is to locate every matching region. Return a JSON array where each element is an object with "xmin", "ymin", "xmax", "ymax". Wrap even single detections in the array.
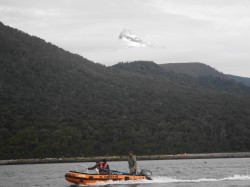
[
  {"xmin": 1, "ymin": 22, "xmax": 250, "ymax": 159},
  {"xmin": 159, "ymin": 62, "xmax": 224, "ymax": 77},
  {"xmin": 226, "ymin": 74, "xmax": 250, "ymax": 87}
]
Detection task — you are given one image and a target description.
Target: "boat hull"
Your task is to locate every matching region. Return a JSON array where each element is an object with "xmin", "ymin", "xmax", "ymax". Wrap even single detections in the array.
[{"xmin": 65, "ymin": 171, "xmax": 148, "ymax": 184}]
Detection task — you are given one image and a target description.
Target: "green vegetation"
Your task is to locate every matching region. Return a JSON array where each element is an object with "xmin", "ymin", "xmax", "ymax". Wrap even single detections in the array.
[
  {"xmin": 226, "ymin": 74, "xmax": 250, "ymax": 87},
  {"xmin": 1, "ymin": 22, "xmax": 250, "ymax": 159}
]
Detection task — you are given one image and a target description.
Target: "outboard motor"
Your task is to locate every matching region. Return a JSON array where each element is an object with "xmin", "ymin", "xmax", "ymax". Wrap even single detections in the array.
[{"xmin": 139, "ymin": 169, "xmax": 152, "ymax": 180}]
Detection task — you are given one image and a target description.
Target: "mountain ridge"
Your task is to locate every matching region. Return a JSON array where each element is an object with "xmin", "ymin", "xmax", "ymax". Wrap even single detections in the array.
[
  {"xmin": 111, "ymin": 61, "xmax": 250, "ymax": 94},
  {"xmin": 159, "ymin": 62, "xmax": 225, "ymax": 78},
  {"xmin": 226, "ymin": 74, "xmax": 250, "ymax": 87}
]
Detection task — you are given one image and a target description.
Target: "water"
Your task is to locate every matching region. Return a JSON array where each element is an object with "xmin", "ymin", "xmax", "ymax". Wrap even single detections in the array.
[{"xmin": 1, "ymin": 158, "xmax": 250, "ymax": 187}]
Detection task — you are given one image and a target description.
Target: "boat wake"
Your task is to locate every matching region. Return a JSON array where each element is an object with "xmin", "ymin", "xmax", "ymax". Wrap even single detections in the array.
[
  {"xmin": 151, "ymin": 174, "xmax": 250, "ymax": 183},
  {"xmin": 80, "ymin": 174, "xmax": 250, "ymax": 186}
]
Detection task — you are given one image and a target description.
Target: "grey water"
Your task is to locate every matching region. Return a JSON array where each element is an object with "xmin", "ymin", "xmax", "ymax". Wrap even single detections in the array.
[{"xmin": 1, "ymin": 158, "xmax": 250, "ymax": 187}]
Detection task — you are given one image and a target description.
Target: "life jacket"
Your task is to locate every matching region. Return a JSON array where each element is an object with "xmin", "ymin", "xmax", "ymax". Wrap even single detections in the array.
[{"xmin": 98, "ymin": 162, "xmax": 109, "ymax": 169}]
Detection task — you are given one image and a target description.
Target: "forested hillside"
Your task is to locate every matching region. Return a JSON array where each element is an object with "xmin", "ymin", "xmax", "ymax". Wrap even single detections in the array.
[
  {"xmin": 112, "ymin": 61, "xmax": 250, "ymax": 94},
  {"xmin": 226, "ymin": 74, "xmax": 250, "ymax": 87},
  {"xmin": 1, "ymin": 22, "xmax": 250, "ymax": 159},
  {"xmin": 160, "ymin": 62, "xmax": 224, "ymax": 77}
]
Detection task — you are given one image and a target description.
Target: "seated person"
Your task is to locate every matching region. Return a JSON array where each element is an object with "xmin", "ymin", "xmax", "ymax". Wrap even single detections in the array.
[{"xmin": 88, "ymin": 159, "xmax": 110, "ymax": 174}]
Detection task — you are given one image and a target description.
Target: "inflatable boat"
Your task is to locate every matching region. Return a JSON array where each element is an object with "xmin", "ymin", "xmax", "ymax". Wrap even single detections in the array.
[{"xmin": 65, "ymin": 166, "xmax": 152, "ymax": 185}]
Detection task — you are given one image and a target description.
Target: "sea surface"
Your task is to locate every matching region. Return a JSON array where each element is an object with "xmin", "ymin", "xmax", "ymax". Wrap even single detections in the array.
[{"xmin": 1, "ymin": 158, "xmax": 250, "ymax": 187}]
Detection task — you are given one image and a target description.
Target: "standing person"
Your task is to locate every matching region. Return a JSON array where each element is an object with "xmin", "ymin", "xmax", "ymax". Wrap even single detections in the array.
[
  {"xmin": 128, "ymin": 151, "xmax": 137, "ymax": 174},
  {"xmin": 88, "ymin": 159, "xmax": 110, "ymax": 174}
]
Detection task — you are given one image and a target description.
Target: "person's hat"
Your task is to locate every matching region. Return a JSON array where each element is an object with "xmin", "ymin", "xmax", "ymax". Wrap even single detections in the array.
[
  {"xmin": 102, "ymin": 158, "xmax": 106, "ymax": 163},
  {"xmin": 128, "ymin": 151, "xmax": 134, "ymax": 154}
]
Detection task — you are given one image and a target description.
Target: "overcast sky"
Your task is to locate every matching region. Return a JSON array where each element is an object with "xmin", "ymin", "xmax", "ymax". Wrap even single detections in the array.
[{"xmin": 1, "ymin": 0, "xmax": 250, "ymax": 77}]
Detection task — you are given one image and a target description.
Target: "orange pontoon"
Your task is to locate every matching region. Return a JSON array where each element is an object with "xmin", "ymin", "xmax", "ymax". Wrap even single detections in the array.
[{"xmin": 65, "ymin": 167, "xmax": 152, "ymax": 185}]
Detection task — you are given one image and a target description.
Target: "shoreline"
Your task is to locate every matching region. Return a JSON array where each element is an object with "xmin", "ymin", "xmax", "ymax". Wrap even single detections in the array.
[{"xmin": 1, "ymin": 152, "xmax": 250, "ymax": 165}]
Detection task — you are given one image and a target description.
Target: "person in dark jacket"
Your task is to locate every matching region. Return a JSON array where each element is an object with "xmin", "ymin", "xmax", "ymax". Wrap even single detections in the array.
[{"xmin": 88, "ymin": 159, "xmax": 110, "ymax": 174}]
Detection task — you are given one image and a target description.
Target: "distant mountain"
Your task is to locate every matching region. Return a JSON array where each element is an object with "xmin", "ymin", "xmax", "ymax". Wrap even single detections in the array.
[
  {"xmin": 112, "ymin": 61, "xmax": 250, "ymax": 94},
  {"xmin": 226, "ymin": 74, "xmax": 250, "ymax": 87},
  {"xmin": 159, "ymin": 62, "xmax": 225, "ymax": 78},
  {"xmin": 159, "ymin": 62, "xmax": 250, "ymax": 87},
  {"xmin": 1, "ymin": 22, "xmax": 250, "ymax": 160},
  {"xmin": 111, "ymin": 61, "xmax": 166, "ymax": 75}
]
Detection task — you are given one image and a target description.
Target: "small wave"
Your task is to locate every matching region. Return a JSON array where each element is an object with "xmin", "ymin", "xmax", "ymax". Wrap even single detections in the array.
[{"xmin": 79, "ymin": 174, "xmax": 250, "ymax": 186}]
